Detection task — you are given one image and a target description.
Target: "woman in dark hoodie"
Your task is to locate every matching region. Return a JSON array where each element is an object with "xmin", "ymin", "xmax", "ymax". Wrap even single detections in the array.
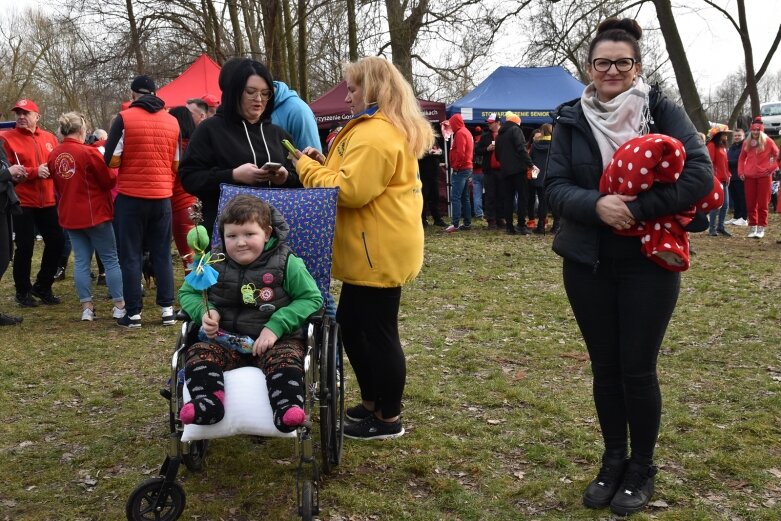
[
  {"xmin": 529, "ymin": 123, "xmax": 555, "ymax": 234},
  {"xmin": 180, "ymin": 59, "xmax": 301, "ymax": 235}
]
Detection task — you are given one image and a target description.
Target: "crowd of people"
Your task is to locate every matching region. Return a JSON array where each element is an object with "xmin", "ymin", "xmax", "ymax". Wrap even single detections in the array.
[{"xmin": 0, "ymin": 19, "xmax": 780, "ymax": 516}]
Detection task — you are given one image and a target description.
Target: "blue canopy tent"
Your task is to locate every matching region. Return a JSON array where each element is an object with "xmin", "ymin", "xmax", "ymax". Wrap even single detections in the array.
[{"xmin": 447, "ymin": 66, "xmax": 586, "ymax": 125}]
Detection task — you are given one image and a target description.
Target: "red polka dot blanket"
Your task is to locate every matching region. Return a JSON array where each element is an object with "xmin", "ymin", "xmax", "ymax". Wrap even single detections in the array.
[{"xmin": 599, "ymin": 134, "xmax": 723, "ymax": 272}]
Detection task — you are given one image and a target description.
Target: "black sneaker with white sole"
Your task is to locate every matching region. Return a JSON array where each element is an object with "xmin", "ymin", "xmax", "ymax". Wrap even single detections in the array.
[
  {"xmin": 345, "ymin": 403, "xmax": 374, "ymax": 423},
  {"xmin": 117, "ymin": 313, "xmax": 142, "ymax": 329},
  {"xmin": 609, "ymin": 462, "xmax": 658, "ymax": 516},
  {"xmin": 343, "ymin": 415, "xmax": 404, "ymax": 440},
  {"xmin": 582, "ymin": 456, "xmax": 627, "ymax": 509}
]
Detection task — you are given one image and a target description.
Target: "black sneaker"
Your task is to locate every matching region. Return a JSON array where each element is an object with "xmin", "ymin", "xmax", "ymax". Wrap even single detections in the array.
[
  {"xmin": 54, "ymin": 266, "xmax": 66, "ymax": 281},
  {"xmin": 15, "ymin": 292, "xmax": 40, "ymax": 308},
  {"xmin": 717, "ymin": 228, "xmax": 732, "ymax": 237},
  {"xmin": 610, "ymin": 462, "xmax": 658, "ymax": 516},
  {"xmin": 343, "ymin": 415, "xmax": 404, "ymax": 440},
  {"xmin": 0, "ymin": 313, "xmax": 23, "ymax": 326},
  {"xmin": 433, "ymin": 219, "xmax": 448, "ymax": 227},
  {"xmin": 117, "ymin": 313, "xmax": 142, "ymax": 329},
  {"xmin": 96, "ymin": 273, "xmax": 106, "ymax": 286},
  {"xmin": 31, "ymin": 286, "xmax": 61, "ymax": 305},
  {"xmin": 345, "ymin": 403, "xmax": 375, "ymax": 423},
  {"xmin": 515, "ymin": 225, "xmax": 531, "ymax": 235},
  {"xmin": 582, "ymin": 457, "xmax": 627, "ymax": 509},
  {"xmin": 458, "ymin": 224, "xmax": 472, "ymax": 231}
]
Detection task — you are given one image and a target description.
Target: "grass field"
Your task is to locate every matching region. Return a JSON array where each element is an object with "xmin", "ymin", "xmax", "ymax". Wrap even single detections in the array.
[{"xmin": 1, "ymin": 214, "xmax": 780, "ymax": 521}]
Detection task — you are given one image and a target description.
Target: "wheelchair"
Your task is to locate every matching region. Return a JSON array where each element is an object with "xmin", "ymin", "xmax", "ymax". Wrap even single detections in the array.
[{"xmin": 126, "ymin": 187, "xmax": 344, "ymax": 521}]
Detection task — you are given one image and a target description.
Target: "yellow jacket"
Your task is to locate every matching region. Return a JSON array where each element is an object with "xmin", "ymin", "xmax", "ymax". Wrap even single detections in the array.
[{"xmin": 297, "ymin": 109, "xmax": 423, "ymax": 287}]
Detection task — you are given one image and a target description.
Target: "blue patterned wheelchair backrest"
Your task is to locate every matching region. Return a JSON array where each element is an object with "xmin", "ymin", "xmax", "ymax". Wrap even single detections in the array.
[{"xmin": 215, "ymin": 185, "xmax": 339, "ymax": 301}]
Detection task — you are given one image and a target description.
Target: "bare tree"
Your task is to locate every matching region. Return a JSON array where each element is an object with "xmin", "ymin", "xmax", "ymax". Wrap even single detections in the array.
[{"xmin": 702, "ymin": 0, "xmax": 781, "ymax": 126}]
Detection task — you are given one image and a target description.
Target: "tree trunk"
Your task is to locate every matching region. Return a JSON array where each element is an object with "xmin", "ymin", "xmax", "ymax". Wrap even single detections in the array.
[
  {"xmin": 242, "ymin": 0, "xmax": 262, "ymax": 59},
  {"xmin": 280, "ymin": 0, "xmax": 295, "ymax": 87},
  {"xmin": 126, "ymin": 0, "xmax": 144, "ymax": 73},
  {"xmin": 227, "ymin": 0, "xmax": 245, "ymax": 56},
  {"xmin": 652, "ymin": 0, "xmax": 709, "ymax": 130},
  {"xmin": 260, "ymin": 0, "xmax": 280, "ymax": 75},
  {"xmin": 736, "ymin": 0, "xmax": 759, "ymax": 116},
  {"xmin": 296, "ymin": 0, "xmax": 308, "ymax": 100},
  {"xmin": 346, "ymin": 0, "xmax": 358, "ymax": 62},
  {"xmin": 384, "ymin": 0, "xmax": 428, "ymax": 85}
]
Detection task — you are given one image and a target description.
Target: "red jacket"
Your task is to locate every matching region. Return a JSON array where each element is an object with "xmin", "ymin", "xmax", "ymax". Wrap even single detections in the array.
[
  {"xmin": 738, "ymin": 137, "xmax": 779, "ymax": 178},
  {"xmin": 0, "ymin": 126, "xmax": 58, "ymax": 208},
  {"xmin": 113, "ymin": 107, "xmax": 179, "ymax": 199},
  {"xmin": 448, "ymin": 114, "xmax": 473, "ymax": 170},
  {"xmin": 49, "ymin": 137, "xmax": 117, "ymax": 229},
  {"xmin": 172, "ymin": 137, "xmax": 196, "ymax": 212},
  {"xmin": 707, "ymin": 141, "xmax": 730, "ymax": 183}
]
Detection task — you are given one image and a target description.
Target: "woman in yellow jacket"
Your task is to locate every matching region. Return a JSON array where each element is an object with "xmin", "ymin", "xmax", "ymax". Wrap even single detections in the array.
[{"xmin": 292, "ymin": 57, "xmax": 433, "ymax": 439}]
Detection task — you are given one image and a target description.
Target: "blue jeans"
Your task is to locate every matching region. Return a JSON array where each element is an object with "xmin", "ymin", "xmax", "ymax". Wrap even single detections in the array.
[
  {"xmin": 471, "ymin": 173, "xmax": 484, "ymax": 218},
  {"xmin": 114, "ymin": 195, "xmax": 175, "ymax": 316},
  {"xmin": 450, "ymin": 169, "xmax": 472, "ymax": 227},
  {"xmin": 708, "ymin": 181, "xmax": 730, "ymax": 231},
  {"xmin": 68, "ymin": 222, "xmax": 124, "ymax": 304}
]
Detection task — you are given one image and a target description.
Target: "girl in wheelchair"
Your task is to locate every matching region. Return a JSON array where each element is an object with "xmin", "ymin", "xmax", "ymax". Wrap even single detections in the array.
[{"xmin": 177, "ymin": 194, "xmax": 322, "ymax": 432}]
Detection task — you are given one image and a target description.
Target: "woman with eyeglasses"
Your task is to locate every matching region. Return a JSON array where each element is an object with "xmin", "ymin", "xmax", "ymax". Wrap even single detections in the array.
[
  {"xmin": 545, "ymin": 18, "xmax": 711, "ymax": 516},
  {"xmin": 180, "ymin": 58, "xmax": 301, "ymax": 235}
]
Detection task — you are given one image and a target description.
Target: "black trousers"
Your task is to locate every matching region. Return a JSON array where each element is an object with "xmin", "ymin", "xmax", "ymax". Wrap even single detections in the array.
[
  {"xmin": 421, "ymin": 168, "xmax": 441, "ymax": 221},
  {"xmin": 502, "ymin": 174, "xmax": 528, "ymax": 227},
  {"xmin": 337, "ymin": 283, "xmax": 405, "ymax": 419},
  {"xmin": 0, "ymin": 210, "xmax": 11, "ymax": 283},
  {"xmin": 12, "ymin": 206, "xmax": 64, "ymax": 294},
  {"xmin": 563, "ymin": 254, "xmax": 680, "ymax": 465},
  {"xmin": 728, "ymin": 178, "xmax": 747, "ymax": 220},
  {"xmin": 483, "ymin": 169, "xmax": 503, "ymax": 222}
]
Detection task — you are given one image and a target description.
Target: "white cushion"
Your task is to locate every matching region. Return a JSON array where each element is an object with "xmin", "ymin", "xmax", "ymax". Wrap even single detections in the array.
[{"xmin": 181, "ymin": 366, "xmax": 296, "ymax": 441}]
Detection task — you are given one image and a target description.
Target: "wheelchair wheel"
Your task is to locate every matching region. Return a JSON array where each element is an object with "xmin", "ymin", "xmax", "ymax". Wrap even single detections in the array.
[
  {"xmin": 299, "ymin": 480, "xmax": 316, "ymax": 521},
  {"xmin": 182, "ymin": 440, "xmax": 208, "ymax": 472},
  {"xmin": 319, "ymin": 322, "xmax": 344, "ymax": 474},
  {"xmin": 125, "ymin": 477, "xmax": 186, "ymax": 521}
]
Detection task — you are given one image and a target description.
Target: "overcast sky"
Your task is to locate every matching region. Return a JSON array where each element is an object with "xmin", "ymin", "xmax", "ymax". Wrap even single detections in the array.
[{"xmin": 2, "ymin": 0, "xmax": 781, "ymax": 100}]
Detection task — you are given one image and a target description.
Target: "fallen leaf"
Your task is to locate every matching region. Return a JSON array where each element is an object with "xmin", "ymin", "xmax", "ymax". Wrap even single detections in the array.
[
  {"xmin": 514, "ymin": 471, "xmax": 525, "ymax": 480},
  {"xmin": 649, "ymin": 499, "xmax": 669, "ymax": 508}
]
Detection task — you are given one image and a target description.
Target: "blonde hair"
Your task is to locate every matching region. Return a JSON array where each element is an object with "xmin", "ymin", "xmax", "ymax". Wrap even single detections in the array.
[
  {"xmin": 743, "ymin": 131, "xmax": 768, "ymax": 152},
  {"xmin": 58, "ymin": 112, "xmax": 86, "ymax": 137},
  {"xmin": 539, "ymin": 123, "xmax": 553, "ymax": 137},
  {"xmin": 344, "ymin": 57, "xmax": 434, "ymax": 158}
]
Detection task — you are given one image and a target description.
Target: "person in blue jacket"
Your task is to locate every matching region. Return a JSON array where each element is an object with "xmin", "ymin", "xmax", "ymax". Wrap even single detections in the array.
[{"xmin": 272, "ymin": 81, "xmax": 322, "ymax": 152}]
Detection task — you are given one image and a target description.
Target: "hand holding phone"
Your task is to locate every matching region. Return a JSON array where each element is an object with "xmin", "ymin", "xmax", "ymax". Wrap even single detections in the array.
[{"xmin": 262, "ymin": 162, "xmax": 282, "ymax": 171}]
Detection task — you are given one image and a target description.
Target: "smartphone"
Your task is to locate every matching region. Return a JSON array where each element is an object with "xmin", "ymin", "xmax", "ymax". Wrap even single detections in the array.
[
  {"xmin": 281, "ymin": 139, "xmax": 297, "ymax": 155},
  {"xmin": 262, "ymin": 162, "xmax": 282, "ymax": 171}
]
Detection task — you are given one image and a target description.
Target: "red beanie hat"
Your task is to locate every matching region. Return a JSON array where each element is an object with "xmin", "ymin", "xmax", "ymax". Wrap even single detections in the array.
[{"xmin": 750, "ymin": 116, "xmax": 764, "ymax": 132}]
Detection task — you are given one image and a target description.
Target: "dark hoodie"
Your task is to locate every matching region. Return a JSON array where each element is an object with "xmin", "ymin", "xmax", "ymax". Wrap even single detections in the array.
[
  {"xmin": 179, "ymin": 106, "xmax": 302, "ymax": 235},
  {"xmin": 495, "ymin": 120, "xmax": 533, "ymax": 178}
]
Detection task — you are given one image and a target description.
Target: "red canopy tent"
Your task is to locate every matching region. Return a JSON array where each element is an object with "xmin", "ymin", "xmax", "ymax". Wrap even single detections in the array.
[
  {"xmin": 155, "ymin": 54, "xmax": 222, "ymax": 108},
  {"xmin": 309, "ymin": 81, "xmax": 446, "ymax": 129}
]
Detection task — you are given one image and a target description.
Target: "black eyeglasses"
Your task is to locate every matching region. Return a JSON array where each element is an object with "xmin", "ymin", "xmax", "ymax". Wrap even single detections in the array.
[{"xmin": 591, "ymin": 58, "xmax": 636, "ymax": 72}]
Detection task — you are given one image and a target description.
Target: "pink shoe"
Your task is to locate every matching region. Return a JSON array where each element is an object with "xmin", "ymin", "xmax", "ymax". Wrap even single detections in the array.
[{"xmin": 282, "ymin": 406, "xmax": 306, "ymax": 428}]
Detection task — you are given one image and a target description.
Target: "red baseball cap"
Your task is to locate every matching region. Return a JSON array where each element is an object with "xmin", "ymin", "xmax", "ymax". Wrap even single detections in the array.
[
  {"xmin": 201, "ymin": 94, "xmax": 220, "ymax": 107},
  {"xmin": 12, "ymin": 99, "xmax": 40, "ymax": 113}
]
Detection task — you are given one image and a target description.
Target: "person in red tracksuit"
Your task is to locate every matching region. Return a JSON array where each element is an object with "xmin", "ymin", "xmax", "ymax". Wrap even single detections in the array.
[
  {"xmin": 738, "ymin": 117, "xmax": 779, "ymax": 239},
  {"xmin": 0, "ymin": 99, "xmax": 65, "ymax": 307},
  {"xmin": 49, "ymin": 112, "xmax": 126, "ymax": 322}
]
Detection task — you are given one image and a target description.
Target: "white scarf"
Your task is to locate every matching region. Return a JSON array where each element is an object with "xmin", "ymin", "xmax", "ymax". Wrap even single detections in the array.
[{"xmin": 581, "ymin": 77, "xmax": 652, "ymax": 169}]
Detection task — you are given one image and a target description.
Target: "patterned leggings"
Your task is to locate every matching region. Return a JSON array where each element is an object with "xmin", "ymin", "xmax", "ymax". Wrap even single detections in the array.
[{"xmin": 184, "ymin": 337, "xmax": 305, "ymax": 432}]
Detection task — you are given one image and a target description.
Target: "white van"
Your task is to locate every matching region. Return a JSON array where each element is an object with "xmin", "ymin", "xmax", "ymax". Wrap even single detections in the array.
[{"xmin": 760, "ymin": 101, "xmax": 781, "ymax": 136}]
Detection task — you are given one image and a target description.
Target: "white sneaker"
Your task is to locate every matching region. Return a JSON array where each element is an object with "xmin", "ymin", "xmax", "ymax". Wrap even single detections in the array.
[
  {"xmin": 161, "ymin": 306, "xmax": 176, "ymax": 326},
  {"xmin": 81, "ymin": 308, "xmax": 96, "ymax": 321},
  {"xmin": 112, "ymin": 306, "xmax": 127, "ymax": 319},
  {"xmin": 733, "ymin": 218, "xmax": 748, "ymax": 226},
  {"xmin": 724, "ymin": 218, "xmax": 735, "ymax": 225},
  {"xmin": 747, "ymin": 226, "xmax": 758, "ymax": 238},
  {"xmin": 755, "ymin": 226, "xmax": 765, "ymax": 239}
]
